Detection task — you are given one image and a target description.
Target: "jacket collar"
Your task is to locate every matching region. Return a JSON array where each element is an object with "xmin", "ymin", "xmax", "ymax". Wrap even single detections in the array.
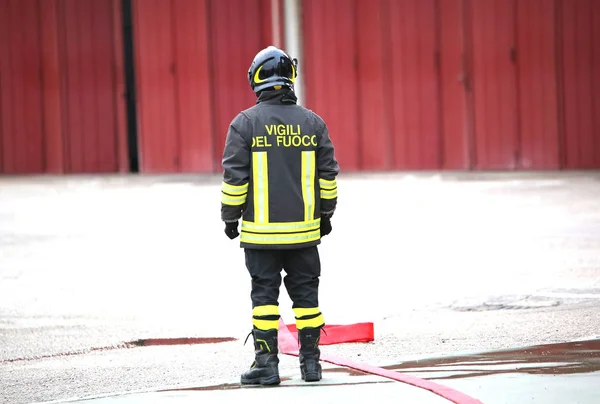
[{"xmin": 256, "ymin": 88, "xmax": 298, "ymax": 105}]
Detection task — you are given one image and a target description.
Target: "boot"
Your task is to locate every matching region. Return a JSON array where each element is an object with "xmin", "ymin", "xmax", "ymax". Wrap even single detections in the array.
[
  {"xmin": 240, "ymin": 328, "xmax": 280, "ymax": 385},
  {"xmin": 298, "ymin": 327, "xmax": 322, "ymax": 382}
]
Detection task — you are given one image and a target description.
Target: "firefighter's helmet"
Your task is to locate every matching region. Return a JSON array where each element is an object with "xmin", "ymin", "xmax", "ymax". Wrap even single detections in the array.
[{"xmin": 248, "ymin": 46, "xmax": 297, "ymax": 93}]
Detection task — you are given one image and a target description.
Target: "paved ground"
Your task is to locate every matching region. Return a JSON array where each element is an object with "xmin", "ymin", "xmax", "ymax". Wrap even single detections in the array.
[{"xmin": 1, "ymin": 171, "xmax": 599, "ymax": 403}]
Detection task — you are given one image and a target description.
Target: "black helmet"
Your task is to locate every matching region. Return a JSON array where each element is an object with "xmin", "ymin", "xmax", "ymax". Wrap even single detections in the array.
[{"xmin": 247, "ymin": 46, "xmax": 298, "ymax": 93}]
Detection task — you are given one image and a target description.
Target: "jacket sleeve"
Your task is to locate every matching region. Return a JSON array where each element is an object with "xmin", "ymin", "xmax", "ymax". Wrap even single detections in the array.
[
  {"xmin": 315, "ymin": 119, "xmax": 340, "ymax": 217},
  {"xmin": 221, "ymin": 114, "xmax": 251, "ymax": 222}
]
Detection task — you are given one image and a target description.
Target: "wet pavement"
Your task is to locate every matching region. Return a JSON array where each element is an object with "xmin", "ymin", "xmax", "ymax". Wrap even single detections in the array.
[
  {"xmin": 32, "ymin": 339, "xmax": 600, "ymax": 404},
  {"xmin": 1, "ymin": 172, "xmax": 600, "ymax": 403},
  {"xmin": 388, "ymin": 339, "xmax": 600, "ymax": 403},
  {"xmin": 56, "ymin": 375, "xmax": 451, "ymax": 404}
]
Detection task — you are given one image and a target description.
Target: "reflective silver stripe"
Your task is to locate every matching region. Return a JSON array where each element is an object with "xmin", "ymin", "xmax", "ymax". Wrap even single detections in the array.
[
  {"xmin": 242, "ymin": 218, "xmax": 320, "ymax": 233},
  {"xmin": 222, "ymin": 181, "xmax": 248, "ymax": 195},
  {"xmin": 253, "ymin": 151, "xmax": 269, "ymax": 223},
  {"xmin": 241, "ymin": 229, "xmax": 320, "ymax": 244},
  {"xmin": 319, "ymin": 178, "xmax": 336, "ymax": 189},
  {"xmin": 222, "ymin": 194, "xmax": 246, "ymax": 205},
  {"xmin": 302, "ymin": 151, "xmax": 316, "ymax": 221},
  {"xmin": 320, "ymin": 187, "xmax": 338, "ymax": 198}
]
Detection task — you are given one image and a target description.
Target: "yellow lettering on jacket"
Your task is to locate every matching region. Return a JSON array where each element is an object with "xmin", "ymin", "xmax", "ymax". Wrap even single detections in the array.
[
  {"xmin": 252, "ymin": 136, "xmax": 272, "ymax": 148},
  {"xmin": 258, "ymin": 125, "xmax": 316, "ymax": 148},
  {"xmin": 275, "ymin": 135, "xmax": 317, "ymax": 148},
  {"xmin": 264, "ymin": 124, "xmax": 301, "ymax": 136}
]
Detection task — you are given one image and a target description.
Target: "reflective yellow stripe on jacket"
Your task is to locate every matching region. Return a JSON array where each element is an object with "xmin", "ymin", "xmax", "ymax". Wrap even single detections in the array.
[
  {"xmin": 221, "ymin": 181, "xmax": 248, "ymax": 206},
  {"xmin": 242, "ymin": 218, "xmax": 321, "ymax": 233},
  {"xmin": 240, "ymin": 230, "xmax": 321, "ymax": 245},
  {"xmin": 319, "ymin": 178, "xmax": 337, "ymax": 199},
  {"xmin": 241, "ymin": 151, "xmax": 319, "ymax": 245},
  {"xmin": 253, "ymin": 151, "xmax": 269, "ymax": 223},
  {"xmin": 301, "ymin": 151, "xmax": 316, "ymax": 220}
]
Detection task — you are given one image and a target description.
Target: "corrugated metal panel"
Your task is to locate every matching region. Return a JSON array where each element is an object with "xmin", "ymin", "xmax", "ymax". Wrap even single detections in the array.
[
  {"xmin": 594, "ymin": 0, "xmax": 600, "ymax": 167},
  {"xmin": 172, "ymin": 0, "xmax": 213, "ymax": 172},
  {"xmin": 60, "ymin": 0, "xmax": 121, "ymax": 173},
  {"xmin": 439, "ymin": 0, "xmax": 470, "ymax": 169},
  {"xmin": 388, "ymin": 0, "xmax": 441, "ymax": 170},
  {"xmin": 355, "ymin": 0, "xmax": 390, "ymax": 170},
  {"xmin": 303, "ymin": 0, "xmax": 444, "ymax": 171},
  {"xmin": 0, "ymin": 0, "xmax": 12, "ymax": 171},
  {"xmin": 40, "ymin": 0, "xmax": 65, "ymax": 173},
  {"xmin": 133, "ymin": 0, "xmax": 179, "ymax": 172},
  {"xmin": 302, "ymin": 0, "xmax": 597, "ymax": 171},
  {"xmin": 0, "ymin": 0, "xmax": 45, "ymax": 173},
  {"xmin": 133, "ymin": 0, "xmax": 269, "ymax": 173},
  {"xmin": 302, "ymin": 0, "xmax": 360, "ymax": 171},
  {"xmin": 208, "ymin": 0, "xmax": 271, "ymax": 172},
  {"xmin": 112, "ymin": 0, "xmax": 130, "ymax": 173},
  {"xmin": 3, "ymin": 0, "xmax": 598, "ymax": 174},
  {"xmin": 0, "ymin": 0, "xmax": 125, "ymax": 174},
  {"xmin": 516, "ymin": 0, "xmax": 560, "ymax": 169},
  {"xmin": 470, "ymin": 0, "xmax": 519, "ymax": 169},
  {"xmin": 560, "ymin": 0, "xmax": 600, "ymax": 168}
]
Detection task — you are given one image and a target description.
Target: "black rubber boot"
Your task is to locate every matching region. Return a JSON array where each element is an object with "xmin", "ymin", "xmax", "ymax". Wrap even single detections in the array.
[
  {"xmin": 241, "ymin": 329, "xmax": 280, "ymax": 386},
  {"xmin": 299, "ymin": 327, "xmax": 322, "ymax": 382}
]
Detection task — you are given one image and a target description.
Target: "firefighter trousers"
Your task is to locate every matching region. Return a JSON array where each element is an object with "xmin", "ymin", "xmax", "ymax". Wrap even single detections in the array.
[{"xmin": 244, "ymin": 246, "xmax": 321, "ymax": 309}]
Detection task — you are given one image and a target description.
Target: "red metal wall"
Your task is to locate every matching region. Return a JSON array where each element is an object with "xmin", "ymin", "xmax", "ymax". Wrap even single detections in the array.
[
  {"xmin": 0, "ymin": 0, "xmax": 127, "ymax": 174},
  {"xmin": 439, "ymin": 0, "xmax": 470, "ymax": 169},
  {"xmin": 517, "ymin": 0, "xmax": 560, "ymax": 169},
  {"xmin": 1, "ymin": 0, "xmax": 599, "ymax": 174},
  {"xmin": 0, "ymin": 0, "xmax": 44, "ymax": 173},
  {"xmin": 468, "ymin": 0, "xmax": 561, "ymax": 170},
  {"xmin": 303, "ymin": 0, "xmax": 360, "ymax": 171},
  {"xmin": 355, "ymin": 0, "xmax": 390, "ymax": 170},
  {"xmin": 133, "ymin": 0, "xmax": 212, "ymax": 173},
  {"xmin": 132, "ymin": 0, "xmax": 272, "ymax": 173},
  {"xmin": 303, "ymin": 0, "xmax": 445, "ymax": 171},
  {"xmin": 209, "ymin": 0, "xmax": 273, "ymax": 172},
  {"xmin": 302, "ymin": 0, "xmax": 600, "ymax": 171},
  {"xmin": 387, "ymin": 0, "xmax": 441, "ymax": 170},
  {"xmin": 560, "ymin": 0, "xmax": 600, "ymax": 168},
  {"xmin": 469, "ymin": 0, "xmax": 520, "ymax": 169}
]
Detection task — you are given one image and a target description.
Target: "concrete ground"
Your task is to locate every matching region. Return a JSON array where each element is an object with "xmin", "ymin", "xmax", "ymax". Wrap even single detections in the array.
[{"xmin": 1, "ymin": 171, "xmax": 599, "ymax": 403}]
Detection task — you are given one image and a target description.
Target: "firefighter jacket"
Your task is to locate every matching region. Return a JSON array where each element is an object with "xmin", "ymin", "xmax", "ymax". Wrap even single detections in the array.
[{"xmin": 220, "ymin": 88, "xmax": 339, "ymax": 249}]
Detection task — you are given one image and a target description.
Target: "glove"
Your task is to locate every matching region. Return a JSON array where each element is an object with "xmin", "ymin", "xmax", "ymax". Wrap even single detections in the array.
[
  {"xmin": 320, "ymin": 216, "xmax": 332, "ymax": 237},
  {"xmin": 224, "ymin": 221, "xmax": 239, "ymax": 240}
]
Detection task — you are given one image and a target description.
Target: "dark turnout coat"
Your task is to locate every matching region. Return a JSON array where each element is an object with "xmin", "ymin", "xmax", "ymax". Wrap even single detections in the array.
[{"xmin": 220, "ymin": 89, "xmax": 339, "ymax": 249}]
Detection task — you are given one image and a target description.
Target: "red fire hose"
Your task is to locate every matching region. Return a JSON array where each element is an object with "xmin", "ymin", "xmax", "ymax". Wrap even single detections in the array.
[{"xmin": 278, "ymin": 320, "xmax": 483, "ymax": 404}]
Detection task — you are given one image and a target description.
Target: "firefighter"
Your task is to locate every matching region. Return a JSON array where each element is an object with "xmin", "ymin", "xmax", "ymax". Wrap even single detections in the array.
[{"xmin": 220, "ymin": 46, "xmax": 339, "ymax": 385}]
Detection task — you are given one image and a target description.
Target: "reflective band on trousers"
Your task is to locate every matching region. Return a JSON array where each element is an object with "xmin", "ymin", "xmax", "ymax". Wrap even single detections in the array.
[
  {"xmin": 252, "ymin": 151, "xmax": 269, "ymax": 223},
  {"xmin": 241, "ymin": 229, "xmax": 320, "ymax": 244},
  {"xmin": 296, "ymin": 313, "xmax": 325, "ymax": 330},
  {"xmin": 253, "ymin": 305, "xmax": 280, "ymax": 316},
  {"xmin": 301, "ymin": 151, "xmax": 316, "ymax": 221},
  {"xmin": 293, "ymin": 307, "xmax": 321, "ymax": 317},
  {"xmin": 253, "ymin": 318, "xmax": 279, "ymax": 331},
  {"xmin": 242, "ymin": 218, "xmax": 320, "ymax": 233}
]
